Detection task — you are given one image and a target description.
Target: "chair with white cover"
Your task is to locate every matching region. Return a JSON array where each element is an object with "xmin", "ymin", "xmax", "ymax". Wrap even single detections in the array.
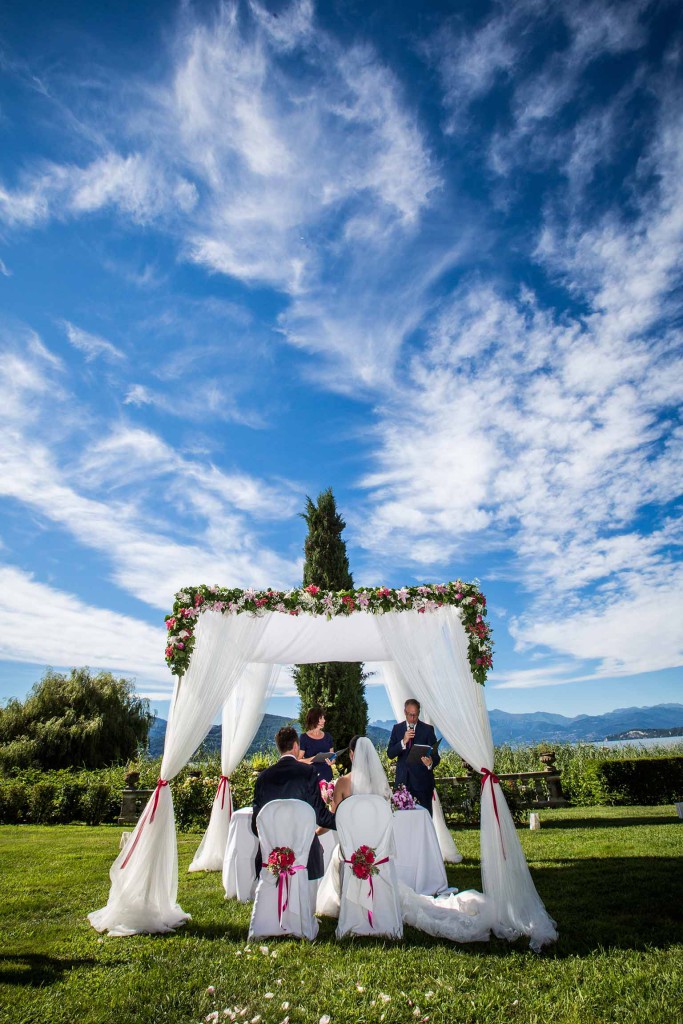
[
  {"xmin": 248, "ymin": 799, "xmax": 318, "ymax": 941},
  {"xmin": 335, "ymin": 795, "xmax": 403, "ymax": 939}
]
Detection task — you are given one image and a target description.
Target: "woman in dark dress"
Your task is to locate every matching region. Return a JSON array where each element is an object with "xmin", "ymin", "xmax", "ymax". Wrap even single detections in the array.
[{"xmin": 299, "ymin": 705, "xmax": 335, "ymax": 782}]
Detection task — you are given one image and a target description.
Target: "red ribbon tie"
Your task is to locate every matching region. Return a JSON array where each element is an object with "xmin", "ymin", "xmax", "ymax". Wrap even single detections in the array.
[
  {"xmin": 121, "ymin": 779, "xmax": 169, "ymax": 870},
  {"xmin": 480, "ymin": 767, "xmax": 506, "ymax": 860}
]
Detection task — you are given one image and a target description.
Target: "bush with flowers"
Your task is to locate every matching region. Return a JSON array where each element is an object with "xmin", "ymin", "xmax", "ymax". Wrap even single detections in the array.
[{"xmin": 164, "ymin": 580, "xmax": 493, "ymax": 684}]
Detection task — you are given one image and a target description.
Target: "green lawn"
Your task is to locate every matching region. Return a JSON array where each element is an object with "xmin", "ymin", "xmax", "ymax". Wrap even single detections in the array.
[{"xmin": 1, "ymin": 806, "xmax": 681, "ymax": 1024}]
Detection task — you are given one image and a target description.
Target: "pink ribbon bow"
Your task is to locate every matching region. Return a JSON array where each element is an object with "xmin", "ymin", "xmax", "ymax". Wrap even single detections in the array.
[
  {"xmin": 120, "ymin": 779, "xmax": 168, "ymax": 870},
  {"xmin": 343, "ymin": 855, "xmax": 390, "ymax": 927},
  {"xmin": 276, "ymin": 864, "xmax": 307, "ymax": 927}
]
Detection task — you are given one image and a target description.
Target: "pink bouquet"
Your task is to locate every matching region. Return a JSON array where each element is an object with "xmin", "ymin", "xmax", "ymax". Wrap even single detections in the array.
[
  {"xmin": 318, "ymin": 779, "xmax": 335, "ymax": 805},
  {"xmin": 266, "ymin": 846, "xmax": 295, "ymax": 877},
  {"xmin": 348, "ymin": 844, "xmax": 379, "ymax": 881},
  {"xmin": 391, "ymin": 785, "xmax": 417, "ymax": 810}
]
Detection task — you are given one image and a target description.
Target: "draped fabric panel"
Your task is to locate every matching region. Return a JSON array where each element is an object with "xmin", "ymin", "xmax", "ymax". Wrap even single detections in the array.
[
  {"xmin": 88, "ymin": 611, "xmax": 271, "ymax": 935},
  {"xmin": 89, "ymin": 605, "xmax": 556, "ymax": 949},
  {"xmin": 189, "ymin": 662, "xmax": 280, "ymax": 872},
  {"xmin": 375, "ymin": 608, "xmax": 557, "ymax": 951}
]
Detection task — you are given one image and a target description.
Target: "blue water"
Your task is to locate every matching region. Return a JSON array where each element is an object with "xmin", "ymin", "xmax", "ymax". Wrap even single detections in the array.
[{"xmin": 599, "ymin": 735, "xmax": 683, "ymax": 750}]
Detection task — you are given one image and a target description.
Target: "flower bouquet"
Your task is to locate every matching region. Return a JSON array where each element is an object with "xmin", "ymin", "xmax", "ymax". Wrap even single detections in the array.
[
  {"xmin": 348, "ymin": 844, "xmax": 379, "ymax": 881},
  {"xmin": 318, "ymin": 779, "xmax": 335, "ymax": 805},
  {"xmin": 266, "ymin": 846, "xmax": 295, "ymax": 878},
  {"xmin": 391, "ymin": 785, "xmax": 417, "ymax": 811}
]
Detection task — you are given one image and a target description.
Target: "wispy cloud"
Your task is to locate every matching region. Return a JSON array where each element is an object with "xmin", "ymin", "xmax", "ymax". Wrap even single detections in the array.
[{"xmin": 62, "ymin": 320, "xmax": 125, "ymax": 363}]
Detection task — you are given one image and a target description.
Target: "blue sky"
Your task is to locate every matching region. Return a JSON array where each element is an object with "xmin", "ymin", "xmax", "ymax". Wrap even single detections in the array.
[{"xmin": 0, "ymin": 0, "xmax": 681, "ymax": 726}]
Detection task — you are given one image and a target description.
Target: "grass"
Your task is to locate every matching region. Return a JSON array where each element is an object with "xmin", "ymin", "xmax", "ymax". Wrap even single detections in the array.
[{"xmin": 1, "ymin": 806, "xmax": 682, "ymax": 1024}]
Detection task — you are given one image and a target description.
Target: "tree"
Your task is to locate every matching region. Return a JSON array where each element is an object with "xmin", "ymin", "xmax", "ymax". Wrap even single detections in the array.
[
  {"xmin": 293, "ymin": 488, "xmax": 368, "ymax": 753},
  {"xmin": 0, "ymin": 668, "xmax": 153, "ymax": 770}
]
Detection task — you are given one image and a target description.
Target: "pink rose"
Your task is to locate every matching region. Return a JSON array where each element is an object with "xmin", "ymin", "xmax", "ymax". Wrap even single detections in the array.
[{"xmin": 305, "ymin": 585, "xmax": 320, "ymax": 595}]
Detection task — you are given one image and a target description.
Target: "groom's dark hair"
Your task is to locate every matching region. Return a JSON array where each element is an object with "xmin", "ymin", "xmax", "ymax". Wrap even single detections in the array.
[
  {"xmin": 275, "ymin": 726, "xmax": 299, "ymax": 754},
  {"xmin": 404, "ymin": 699, "xmax": 420, "ymax": 713}
]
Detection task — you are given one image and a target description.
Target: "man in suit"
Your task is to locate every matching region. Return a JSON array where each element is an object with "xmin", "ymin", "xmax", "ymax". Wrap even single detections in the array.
[
  {"xmin": 387, "ymin": 699, "xmax": 440, "ymax": 816},
  {"xmin": 251, "ymin": 725, "xmax": 336, "ymax": 881}
]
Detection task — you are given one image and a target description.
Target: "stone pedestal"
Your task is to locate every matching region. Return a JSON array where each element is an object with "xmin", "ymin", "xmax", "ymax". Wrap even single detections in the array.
[{"xmin": 118, "ymin": 788, "xmax": 154, "ymax": 825}]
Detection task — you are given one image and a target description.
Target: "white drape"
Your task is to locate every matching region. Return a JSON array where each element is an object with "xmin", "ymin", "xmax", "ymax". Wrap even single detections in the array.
[
  {"xmin": 188, "ymin": 662, "xmax": 280, "ymax": 872},
  {"xmin": 89, "ymin": 604, "xmax": 556, "ymax": 949},
  {"xmin": 88, "ymin": 611, "xmax": 271, "ymax": 935},
  {"xmin": 376, "ymin": 608, "xmax": 557, "ymax": 951},
  {"xmin": 382, "ymin": 661, "xmax": 462, "ymax": 864}
]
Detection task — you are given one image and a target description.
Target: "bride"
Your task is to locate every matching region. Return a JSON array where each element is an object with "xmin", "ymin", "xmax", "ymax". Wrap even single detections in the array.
[{"xmin": 316, "ymin": 736, "xmax": 494, "ymax": 942}]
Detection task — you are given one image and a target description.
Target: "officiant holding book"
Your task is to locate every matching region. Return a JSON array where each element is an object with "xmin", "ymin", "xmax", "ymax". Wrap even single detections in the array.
[{"xmin": 387, "ymin": 699, "xmax": 440, "ymax": 816}]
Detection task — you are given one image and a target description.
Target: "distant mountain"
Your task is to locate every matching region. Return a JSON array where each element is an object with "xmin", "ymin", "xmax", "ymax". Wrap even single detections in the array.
[
  {"xmin": 147, "ymin": 703, "xmax": 683, "ymax": 759},
  {"xmin": 372, "ymin": 704, "xmax": 683, "ymax": 746},
  {"xmin": 147, "ymin": 712, "xmax": 297, "ymax": 760}
]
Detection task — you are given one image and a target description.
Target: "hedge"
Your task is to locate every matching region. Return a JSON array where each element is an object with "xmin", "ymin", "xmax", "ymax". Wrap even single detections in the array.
[
  {"xmin": 577, "ymin": 756, "xmax": 683, "ymax": 806},
  {"xmin": 1, "ymin": 747, "xmax": 681, "ymax": 827}
]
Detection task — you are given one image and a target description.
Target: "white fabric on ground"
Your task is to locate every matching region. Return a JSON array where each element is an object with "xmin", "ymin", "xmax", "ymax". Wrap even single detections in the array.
[{"xmin": 392, "ymin": 807, "xmax": 448, "ymax": 895}]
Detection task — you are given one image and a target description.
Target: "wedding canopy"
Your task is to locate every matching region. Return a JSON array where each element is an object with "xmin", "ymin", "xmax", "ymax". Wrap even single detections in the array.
[{"xmin": 88, "ymin": 582, "xmax": 557, "ymax": 951}]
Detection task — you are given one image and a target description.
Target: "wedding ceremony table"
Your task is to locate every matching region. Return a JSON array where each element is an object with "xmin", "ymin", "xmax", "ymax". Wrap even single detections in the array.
[{"xmin": 391, "ymin": 806, "xmax": 449, "ymax": 895}]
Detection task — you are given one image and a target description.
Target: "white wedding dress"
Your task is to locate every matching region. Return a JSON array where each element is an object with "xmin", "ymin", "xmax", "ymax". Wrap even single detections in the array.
[{"xmin": 316, "ymin": 738, "xmax": 494, "ymax": 943}]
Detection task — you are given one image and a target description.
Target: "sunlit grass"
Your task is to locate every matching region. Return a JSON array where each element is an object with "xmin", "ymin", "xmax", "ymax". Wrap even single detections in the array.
[{"xmin": 1, "ymin": 806, "xmax": 681, "ymax": 1024}]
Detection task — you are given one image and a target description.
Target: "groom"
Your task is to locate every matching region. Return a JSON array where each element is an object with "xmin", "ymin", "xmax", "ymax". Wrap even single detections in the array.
[
  {"xmin": 387, "ymin": 699, "xmax": 440, "ymax": 816},
  {"xmin": 251, "ymin": 725, "xmax": 336, "ymax": 880}
]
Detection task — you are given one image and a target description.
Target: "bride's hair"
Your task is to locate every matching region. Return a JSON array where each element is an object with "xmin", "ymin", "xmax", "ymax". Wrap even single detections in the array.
[{"xmin": 349, "ymin": 735, "xmax": 359, "ymax": 753}]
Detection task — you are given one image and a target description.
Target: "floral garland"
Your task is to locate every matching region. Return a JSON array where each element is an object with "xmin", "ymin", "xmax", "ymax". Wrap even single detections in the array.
[{"xmin": 164, "ymin": 579, "xmax": 493, "ymax": 684}]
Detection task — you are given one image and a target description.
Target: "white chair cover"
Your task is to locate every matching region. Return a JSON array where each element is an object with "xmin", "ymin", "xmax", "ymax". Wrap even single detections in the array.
[
  {"xmin": 248, "ymin": 800, "xmax": 318, "ymax": 940},
  {"xmin": 392, "ymin": 807, "xmax": 449, "ymax": 895},
  {"xmin": 335, "ymin": 795, "xmax": 403, "ymax": 939},
  {"xmin": 222, "ymin": 807, "xmax": 258, "ymax": 902}
]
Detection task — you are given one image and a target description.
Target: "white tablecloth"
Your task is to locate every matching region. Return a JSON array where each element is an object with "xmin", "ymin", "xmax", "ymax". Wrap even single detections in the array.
[
  {"xmin": 222, "ymin": 806, "xmax": 338, "ymax": 902},
  {"xmin": 222, "ymin": 807, "xmax": 258, "ymax": 902},
  {"xmin": 392, "ymin": 807, "xmax": 449, "ymax": 895}
]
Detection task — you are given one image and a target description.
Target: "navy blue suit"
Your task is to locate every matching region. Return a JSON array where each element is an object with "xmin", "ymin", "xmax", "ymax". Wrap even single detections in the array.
[
  {"xmin": 387, "ymin": 719, "xmax": 440, "ymax": 816},
  {"xmin": 251, "ymin": 755, "xmax": 336, "ymax": 880}
]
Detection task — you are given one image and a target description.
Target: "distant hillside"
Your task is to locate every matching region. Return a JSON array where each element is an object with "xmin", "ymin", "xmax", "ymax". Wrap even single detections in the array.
[
  {"xmin": 147, "ymin": 703, "xmax": 683, "ymax": 759},
  {"xmin": 147, "ymin": 712, "xmax": 297, "ymax": 760},
  {"xmin": 372, "ymin": 704, "xmax": 683, "ymax": 746}
]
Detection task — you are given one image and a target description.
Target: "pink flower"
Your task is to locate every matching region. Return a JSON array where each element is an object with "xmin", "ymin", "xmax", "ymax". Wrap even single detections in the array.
[
  {"xmin": 194, "ymin": 593, "xmax": 204, "ymax": 607},
  {"xmin": 358, "ymin": 593, "xmax": 370, "ymax": 608},
  {"xmin": 377, "ymin": 587, "xmax": 391, "ymax": 597},
  {"xmin": 176, "ymin": 642, "xmax": 185, "ymax": 650},
  {"xmin": 396, "ymin": 587, "xmax": 409, "ymax": 603},
  {"xmin": 166, "ymin": 617, "xmax": 176, "ymax": 631},
  {"xmin": 165, "ymin": 646, "xmax": 173, "ymax": 657},
  {"xmin": 305, "ymin": 584, "xmax": 320, "ymax": 595}
]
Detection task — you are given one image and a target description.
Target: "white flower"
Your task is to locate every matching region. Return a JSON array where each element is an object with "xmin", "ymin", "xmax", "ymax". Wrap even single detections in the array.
[
  {"xmin": 355, "ymin": 984, "xmax": 364, "ymax": 992},
  {"xmin": 250, "ymin": 1017, "xmax": 261, "ymax": 1023},
  {"xmin": 281, "ymin": 1002, "xmax": 290, "ymax": 1009},
  {"xmin": 259, "ymin": 945, "xmax": 269, "ymax": 955},
  {"xmin": 379, "ymin": 994, "xmax": 391, "ymax": 1003},
  {"xmin": 207, "ymin": 985, "xmax": 216, "ymax": 995},
  {"xmin": 319, "ymin": 1016, "xmax": 331, "ymax": 1024},
  {"xmin": 264, "ymin": 993, "xmax": 274, "ymax": 999}
]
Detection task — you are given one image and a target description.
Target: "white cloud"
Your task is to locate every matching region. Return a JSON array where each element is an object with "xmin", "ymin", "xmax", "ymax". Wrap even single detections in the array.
[
  {"xmin": 0, "ymin": 257, "xmax": 11, "ymax": 277},
  {"xmin": 62, "ymin": 320, "xmax": 125, "ymax": 362},
  {"xmin": 0, "ymin": 564, "xmax": 167, "ymax": 682},
  {"xmin": 0, "ymin": 339, "xmax": 302, "ymax": 610}
]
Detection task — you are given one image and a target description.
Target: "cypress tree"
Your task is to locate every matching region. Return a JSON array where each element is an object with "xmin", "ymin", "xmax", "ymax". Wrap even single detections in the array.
[{"xmin": 293, "ymin": 488, "xmax": 368, "ymax": 754}]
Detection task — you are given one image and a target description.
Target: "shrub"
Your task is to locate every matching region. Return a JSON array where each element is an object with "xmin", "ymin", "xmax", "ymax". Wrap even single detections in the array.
[
  {"xmin": 0, "ymin": 780, "xmax": 29, "ymax": 823},
  {"xmin": 586, "ymin": 756, "xmax": 683, "ymax": 806},
  {"xmin": 28, "ymin": 781, "xmax": 61, "ymax": 824}
]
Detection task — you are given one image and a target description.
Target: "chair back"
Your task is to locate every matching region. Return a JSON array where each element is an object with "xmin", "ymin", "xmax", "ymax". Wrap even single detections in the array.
[
  {"xmin": 248, "ymin": 799, "xmax": 318, "ymax": 940},
  {"xmin": 335, "ymin": 795, "xmax": 403, "ymax": 939}
]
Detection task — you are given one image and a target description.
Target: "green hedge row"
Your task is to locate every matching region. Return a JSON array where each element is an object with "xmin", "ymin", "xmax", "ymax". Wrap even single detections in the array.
[{"xmin": 1, "ymin": 747, "xmax": 681, "ymax": 827}]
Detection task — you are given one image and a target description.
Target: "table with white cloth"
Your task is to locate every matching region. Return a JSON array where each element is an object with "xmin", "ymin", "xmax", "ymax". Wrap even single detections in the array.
[
  {"xmin": 223, "ymin": 807, "xmax": 259, "ymax": 902},
  {"xmin": 223, "ymin": 806, "xmax": 338, "ymax": 902},
  {"xmin": 391, "ymin": 807, "xmax": 449, "ymax": 895}
]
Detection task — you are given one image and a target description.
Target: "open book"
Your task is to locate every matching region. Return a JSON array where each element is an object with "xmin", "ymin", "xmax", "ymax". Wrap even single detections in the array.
[
  {"xmin": 406, "ymin": 737, "xmax": 441, "ymax": 765},
  {"xmin": 311, "ymin": 747, "xmax": 348, "ymax": 763}
]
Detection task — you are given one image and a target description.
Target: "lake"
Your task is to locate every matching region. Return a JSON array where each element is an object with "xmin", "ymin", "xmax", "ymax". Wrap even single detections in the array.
[{"xmin": 599, "ymin": 735, "xmax": 683, "ymax": 751}]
